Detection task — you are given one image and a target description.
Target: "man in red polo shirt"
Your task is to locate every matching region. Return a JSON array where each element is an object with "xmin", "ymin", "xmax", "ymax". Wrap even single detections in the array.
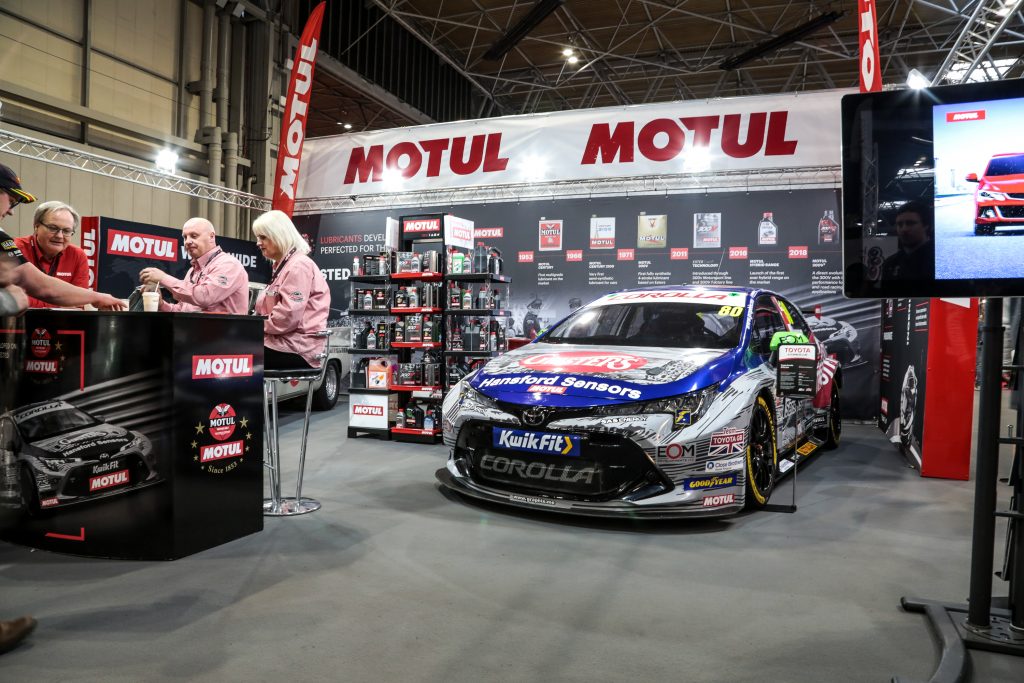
[{"xmin": 14, "ymin": 200, "xmax": 89, "ymax": 308}]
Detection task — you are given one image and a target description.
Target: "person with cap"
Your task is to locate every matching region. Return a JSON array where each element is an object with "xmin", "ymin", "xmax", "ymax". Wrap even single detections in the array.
[
  {"xmin": 14, "ymin": 200, "xmax": 90, "ymax": 308},
  {"xmin": 0, "ymin": 163, "xmax": 123, "ymax": 310},
  {"xmin": 139, "ymin": 217, "xmax": 249, "ymax": 314}
]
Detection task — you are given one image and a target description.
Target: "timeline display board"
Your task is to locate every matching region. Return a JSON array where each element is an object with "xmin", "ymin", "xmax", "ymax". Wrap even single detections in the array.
[{"xmin": 296, "ymin": 188, "xmax": 881, "ymax": 418}]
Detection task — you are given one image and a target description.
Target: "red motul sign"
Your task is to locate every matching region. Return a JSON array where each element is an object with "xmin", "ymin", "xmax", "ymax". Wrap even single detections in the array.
[
  {"xmin": 352, "ymin": 404, "xmax": 384, "ymax": 416},
  {"xmin": 271, "ymin": 1, "xmax": 326, "ymax": 216},
  {"xmin": 81, "ymin": 216, "xmax": 99, "ymax": 289},
  {"xmin": 200, "ymin": 440, "xmax": 244, "ymax": 463},
  {"xmin": 858, "ymin": 0, "xmax": 882, "ymax": 93},
  {"xmin": 192, "ymin": 355, "xmax": 254, "ymax": 379},
  {"xmin": 946, "ymin": 110, "xmax": 985, "ymax": 122},
  {"xmin": 90, "ymin": 469, "xmax": 129, "ymax": 492},
  {"xmin": 403, "ymin": 217, "xmax": 441, "ymax": 235},
  {"xmin": 106, "ymin": 228, "xmax": 176, "ymax": 261}
]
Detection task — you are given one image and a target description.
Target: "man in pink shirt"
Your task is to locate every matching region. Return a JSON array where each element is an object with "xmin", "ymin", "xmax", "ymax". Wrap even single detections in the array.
[{"xmin": 139, "ymin": 217, "xmax": 249, "ymax": 314}]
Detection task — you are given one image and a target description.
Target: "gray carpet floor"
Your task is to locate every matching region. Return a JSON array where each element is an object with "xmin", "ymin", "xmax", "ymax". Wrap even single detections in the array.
[{"xmin": 2, "ymin": 402, "xmax": 1024, "ymax": 682}]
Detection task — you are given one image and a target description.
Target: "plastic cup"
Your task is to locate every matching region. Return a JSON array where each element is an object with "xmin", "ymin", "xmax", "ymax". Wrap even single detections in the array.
[{"xmin": 142, "ymin": 291, "xmax": 160, "ymax": 312}]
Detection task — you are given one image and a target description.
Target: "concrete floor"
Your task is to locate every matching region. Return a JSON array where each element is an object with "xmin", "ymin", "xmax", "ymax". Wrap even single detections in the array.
[{"xmin": 2, "ymin": 401, "xmax": 1024, "ymax": 682}]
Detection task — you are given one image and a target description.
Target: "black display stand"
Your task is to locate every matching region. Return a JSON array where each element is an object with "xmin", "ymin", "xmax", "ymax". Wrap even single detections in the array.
[
  {"xmin": 0, "ymin": 310, "xmax": 264, "ymax": 560},
  {"xmin": 443, "ymin": 272, "xmax": 511, "ymax": 390},
  {"xmin": 896, "ymin": 298, "xmax": 1024, "ymax": 682},
  {"xmin": 346, "ymin": 273, "xmax": 395, "ymax": 440}
]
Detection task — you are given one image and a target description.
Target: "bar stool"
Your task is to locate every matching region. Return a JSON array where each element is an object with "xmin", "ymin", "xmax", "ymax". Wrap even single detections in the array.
[{"xmin": 262, "ymin": 330, "xmax": 331, "ymax": 516}]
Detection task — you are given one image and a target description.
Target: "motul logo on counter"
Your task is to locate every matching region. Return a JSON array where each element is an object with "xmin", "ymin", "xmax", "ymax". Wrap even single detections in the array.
[
  {"xmin": 200, "ymin": 440, "xmax": 244, "ymax": 463},
  {"xmin": 403, "ymin": 218, "xmax": 440, "ymax": 234},
  {"xmin": 788, "ymin": 246, "xmax": 809, "ymax": 258},
  {"xmin": 345, "ymin": 134, "xmax": 510, "ymax": 184},
  {"xmin": 89, "ymin": 469, "xmax": 129, "ymax": 492},
  {"xmin": 352, "ymin": 404, "xmax": 384, "ymax": 416},
  {"xmin": 580, "ymin": 112, "xmax": 797, "ymax": 165},
  {"xmin": 25, "ymin": 359, "xmax": 58, "ymax": 374},
  {"xmin": 192, "ymin": 355, "xmax": 254, "ymax": 379},
  {"xmin": 946, "ymin": 110, "xmax": 985, "ymax": 122},
  {"xmin": 670, "ymin": 248, "xmax": 689, "ymax": 260},
  {"xmin": 107, "ymin": 229, "xmax": 176, "ymax": 261},
  {"xmin": 728, "ymin": 246, "xmax": 748, "ymax": 259}
]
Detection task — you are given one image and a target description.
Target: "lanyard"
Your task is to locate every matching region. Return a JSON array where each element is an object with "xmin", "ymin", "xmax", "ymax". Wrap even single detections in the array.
[
  {"xmin": 268, "ymin": 248, "xmax": 296, "ymax": 286},
  {"xmin": 188, "ymin": 247, "xmax": 223, "ymax": 284},
  {"xmin": 31, "ymin": 237, "xmax": 61, "ymax": 277}
]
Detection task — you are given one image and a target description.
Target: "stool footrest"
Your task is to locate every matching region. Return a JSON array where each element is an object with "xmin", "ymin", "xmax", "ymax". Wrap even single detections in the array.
[{"xmin": 263, "ymin": 496, "xmax": 321, "ymax": 516}]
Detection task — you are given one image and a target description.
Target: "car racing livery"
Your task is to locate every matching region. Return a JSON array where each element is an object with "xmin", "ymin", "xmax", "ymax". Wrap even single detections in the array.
[
  {"xmin": 1, "ymin": 400, "xmax": 159, "ymax": 512},
  {"xmin": 437, "ymin": 286, "xmax": 842, "ymax": 518}
]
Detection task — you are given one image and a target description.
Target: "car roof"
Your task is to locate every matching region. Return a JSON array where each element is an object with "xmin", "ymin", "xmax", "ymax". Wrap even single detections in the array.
[{"xmin": 604, "ymin": 284, "xmax": 765, "ymax": 297}]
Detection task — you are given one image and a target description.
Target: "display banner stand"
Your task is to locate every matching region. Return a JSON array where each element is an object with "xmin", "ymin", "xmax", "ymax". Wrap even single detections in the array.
[{"xmin": 897, "ymin": 298, "xmax": 1024, "ymax": 682}]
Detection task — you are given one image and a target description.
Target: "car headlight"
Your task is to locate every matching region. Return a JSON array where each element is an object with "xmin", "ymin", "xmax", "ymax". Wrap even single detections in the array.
[
  {"xmin": 979, "ymin": 190, "xmax": 1007, "ymax": 201},
  {"xmin": 594, "ymin": 383, "xmax": 719, "ymax": 430},
  {"xmin": 120, "ymin": 434, "xmax": 152, "ymax": 456},
  {"xmin": 458, "ymin": 382, "xmax": 502, "ymax": 413}
]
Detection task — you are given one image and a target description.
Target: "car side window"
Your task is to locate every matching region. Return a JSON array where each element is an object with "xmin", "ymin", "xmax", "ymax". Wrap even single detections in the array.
[
  {"xmin": 779, "ymin": 297, "xmax": 813, "ymax": 339},
  {"xmin": 750, "ymin": 295, "xmax": 786, "ymax": 359}
]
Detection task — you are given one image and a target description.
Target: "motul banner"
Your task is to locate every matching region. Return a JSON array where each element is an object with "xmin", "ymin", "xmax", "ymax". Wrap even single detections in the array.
[
  {"xmin": 272, "ymin": 1, "xmax": 326, "ymax": 216},
  {"xmin": 299, "ymin": 90, "xmax": 847, "ymax": 199},
  {"xmin": 858, "ymin": 0, "xmax": 882, "ymax": 93}
]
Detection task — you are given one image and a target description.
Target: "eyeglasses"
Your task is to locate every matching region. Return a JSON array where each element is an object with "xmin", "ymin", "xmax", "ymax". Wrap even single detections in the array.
[
  {"xmin": 39, "ymin": 223, "xmax": 75, "ymax": 237},
  {"xmin": 4, "ymin": 192, "xmax": 23, "ymax": 208}
]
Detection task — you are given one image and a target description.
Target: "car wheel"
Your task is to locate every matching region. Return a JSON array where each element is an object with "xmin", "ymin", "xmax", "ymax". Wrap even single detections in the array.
[
  {"xmin": 745, "ymin": 395, "xmax": 778, "ymax": 509},
  {"xmin": 819, "ymin": 384, "xmax": 842, "ymax": 450},
  {"xmin": 19, "ymin": 465, "xmax": 41, "ymax": 517},
  {"xmin": 312, "ymin": 361, "xmax": 340, "ymax": 411}
]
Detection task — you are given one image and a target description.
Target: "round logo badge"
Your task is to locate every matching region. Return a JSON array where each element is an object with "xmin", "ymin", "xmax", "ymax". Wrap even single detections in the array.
[
  {"xmin": 208, "ymin": 403, "xmax": 237, "ymax": 441},
  {"xmin": 518, "ymin": 351, "xmax": 648, "ymax": 373},
  {"xmin": 30, "ymin": 328, "xmax": 51, "ymax": 359}
]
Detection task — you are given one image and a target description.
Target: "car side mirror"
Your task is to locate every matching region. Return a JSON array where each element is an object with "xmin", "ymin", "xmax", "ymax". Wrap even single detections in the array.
[{"xmin": 965, "ymin": 173, "xmax": 979, "ymax": 183}]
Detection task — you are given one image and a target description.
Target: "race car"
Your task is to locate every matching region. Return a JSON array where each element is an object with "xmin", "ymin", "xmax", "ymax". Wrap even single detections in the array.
[
  {"xmin": 437, "ymin": 286, "xmax": 842, "ymax": 519},
  {"xmin": 1, "ymin": 400, "xmax": 159, "ymax": 513}
]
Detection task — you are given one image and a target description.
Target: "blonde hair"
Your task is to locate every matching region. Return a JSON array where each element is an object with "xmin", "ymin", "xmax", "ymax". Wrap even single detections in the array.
[
  {"xmin": 252, "ymin": 210, "xmax": 311, "ymax": 259},
  {"xmin": 34, "ymin": 201, "xmax": 81, "ymax": 232}
]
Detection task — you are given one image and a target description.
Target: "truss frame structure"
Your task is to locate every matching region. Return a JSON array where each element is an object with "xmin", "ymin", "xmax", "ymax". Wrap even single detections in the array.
[
  {"xmin": 0, "ymin": 129, "xmax": 271, "ymax": 211},
  {"xmin": 930, "ymin": 0, "xmax": 1024, "ymax": 84}
]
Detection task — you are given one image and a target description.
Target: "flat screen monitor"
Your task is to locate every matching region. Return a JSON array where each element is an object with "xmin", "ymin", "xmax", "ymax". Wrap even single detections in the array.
[{"xmin": 842, "ymin": 77, "xmax": 1024, "ymax": 298}]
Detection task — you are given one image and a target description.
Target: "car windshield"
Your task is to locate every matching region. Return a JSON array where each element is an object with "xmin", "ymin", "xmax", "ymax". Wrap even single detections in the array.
[
  {"xmin": 986, "ymin": 155, "xmax": 1024, "ymax": 177},
  {"xmin": 543, "ymin": 301, "xmax": 744, "ymax": 349},
  {"xmin": 17, "ymin": 407, "xmax": 99, "ymax": 441}
]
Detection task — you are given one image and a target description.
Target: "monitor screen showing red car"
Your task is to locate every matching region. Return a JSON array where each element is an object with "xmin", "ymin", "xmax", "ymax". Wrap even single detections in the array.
[{"xmin": 841, "ymin": 77, "xmax": 1024, "ymax": 298}]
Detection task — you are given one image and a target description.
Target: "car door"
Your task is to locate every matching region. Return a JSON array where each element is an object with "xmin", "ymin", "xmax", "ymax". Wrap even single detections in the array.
[{"xmin": 775, "ymin": 295, "xmax": 821, "ymax": 441}]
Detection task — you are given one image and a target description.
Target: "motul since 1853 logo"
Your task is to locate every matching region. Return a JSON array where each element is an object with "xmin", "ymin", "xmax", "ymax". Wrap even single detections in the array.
[
  {"xmin": 30, "ymin": 328, "xmax": 51, "ymax": 358},
  {"xmin": 192, "ymin": 355, "xmax": 254, "ymax": 379}
]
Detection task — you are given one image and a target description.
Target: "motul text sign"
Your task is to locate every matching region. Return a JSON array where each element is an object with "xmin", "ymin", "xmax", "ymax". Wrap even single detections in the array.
[
  {"xmin": 107, "ymin": 228, "xmax": 176, "ymax": 262},
  {"xmin": 192, "ymin": 355, "xmax": 254, "ymax": 379}
]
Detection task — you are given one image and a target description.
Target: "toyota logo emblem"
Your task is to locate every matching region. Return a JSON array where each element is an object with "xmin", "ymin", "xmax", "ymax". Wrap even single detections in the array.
[{"xmin": 521, "ymin": 406, "xmax": 550, "ymax": 427}]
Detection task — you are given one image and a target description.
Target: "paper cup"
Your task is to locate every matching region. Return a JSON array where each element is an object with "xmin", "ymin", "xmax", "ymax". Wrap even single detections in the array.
[{"xmin": 142, "ymin": 291, "xmax": 160, "ymax": 312}]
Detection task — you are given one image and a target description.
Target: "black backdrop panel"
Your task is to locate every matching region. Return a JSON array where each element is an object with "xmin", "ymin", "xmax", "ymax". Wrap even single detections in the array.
[{"xmin": 297, "ymin": 189, "xmax": 880, "ymax": 418}]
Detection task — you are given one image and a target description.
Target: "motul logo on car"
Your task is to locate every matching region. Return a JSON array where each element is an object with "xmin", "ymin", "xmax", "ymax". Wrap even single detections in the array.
[
  {"xmin": 580, "ymin": 111, "xmax": 798, "ymax": 166},
  {"xmin": 788, "ymin": 246, "xmax": 808, "ymax": 258},
  {"xmin": 345, "ymin": 134, "xmax": 509, "ymax": 184},
  {"xmin": 192, "ymin": 355, "xmax": 254, "ymax": 379},
  {"xmin": 200, "ymin": 439, "xmax": 244, "ymax": 463},
  {"xmin": 728, "ymin": 246, "xmax": 748, "ymax": 259},
  {"xmin": 89, "ymin": 469, "xmax": 129, "ymax": 492},
  {"xmin": 520, "ymin": 351, "xmax": 648, "ymax": 372},
  {"xmin": 703, "ymin": 493, "xmax": 735, "ymax": 507},
  {"xmin": 107, "ymin": 229, "xmax": 177, "ymax": 261},
  {"xmin": 352, "ymin": 404, "xmax": 384, "ymax": 416},
  {"xmin": 40, "ymin": 497, "xmax": 59, "ymax": 508},
  {"xmin": 946, "ymin": 110, "xmax": 985, "ymax": 122},
  {"xmin": 25, "ymin": 360, "xmax": 58, "ymax": 374},
  {"xmin": 403, "ymin": 218, "xmax": 440, "ymax": 233}
]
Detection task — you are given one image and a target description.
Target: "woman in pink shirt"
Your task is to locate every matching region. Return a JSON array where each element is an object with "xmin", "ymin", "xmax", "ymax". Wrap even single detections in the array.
[{"xmin": 252, "ymin": 210, "xmax": 329, "ymax": 369}]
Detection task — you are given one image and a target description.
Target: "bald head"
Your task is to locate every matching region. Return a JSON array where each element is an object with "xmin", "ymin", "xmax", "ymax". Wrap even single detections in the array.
[{"xmin": 182, "ymin": 217, "xmax": 217, "ymax": 259}]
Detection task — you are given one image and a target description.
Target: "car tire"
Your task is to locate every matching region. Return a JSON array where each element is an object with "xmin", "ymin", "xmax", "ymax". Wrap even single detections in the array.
[
  {"xmin": 18, "ymin": 465, "xmax": 41, "ymax": 517},
  {"xmin": 819, "ymin": 384, "xmax": 842, "ymax": 450},
  {"xmin": 312, "ymin": 361, "xmax": 340, "ymax": 411},
  {"xmin": 745, "ymin": 395, "xmax": 778, "ymax": 510}
]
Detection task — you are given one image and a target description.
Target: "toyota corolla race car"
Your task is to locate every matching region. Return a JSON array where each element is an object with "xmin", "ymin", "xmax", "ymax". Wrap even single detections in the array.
[
  {"xmin": 1, "ymin": 400, "xmax": 159, "ymax": 512},
  {"xmin": 437, "ymin": 286, "xmax": 842, "ymax": 518}
]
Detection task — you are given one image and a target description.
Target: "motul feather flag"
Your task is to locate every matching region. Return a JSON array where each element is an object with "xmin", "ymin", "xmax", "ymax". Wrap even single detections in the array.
[
  {"xmin": 272, "ymin": 1, "xmax": 326, "ymax": 216},
  {"xmin": 858, "ymin": 0, "xmax": 882, "ymax": 93}
]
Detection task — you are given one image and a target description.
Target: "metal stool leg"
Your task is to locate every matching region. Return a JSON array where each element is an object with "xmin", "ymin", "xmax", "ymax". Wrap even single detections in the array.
[
  {"xmin": 261, "ymin": 380, "xmax": 279, "ymax": 508},
  {"xmin": 264, "ymin": 378, "xmax": 321, "ymax": 516}
]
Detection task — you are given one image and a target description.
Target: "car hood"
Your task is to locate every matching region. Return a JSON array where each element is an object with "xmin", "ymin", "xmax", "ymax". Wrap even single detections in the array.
[
  {"xmin": 982, "ymin": 174, "xmax": 1024, "ymax": 192},
  {"xmin": 469, "ymin": 342, "xmax": 738, "ymax": 407},
  {"xmin": 30, "ymin": 424, "xmax": 134, "ymax": 461}
]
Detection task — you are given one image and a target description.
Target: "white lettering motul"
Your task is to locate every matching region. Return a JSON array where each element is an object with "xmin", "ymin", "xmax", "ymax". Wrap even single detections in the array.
[
  {"xmin": 299, "ymin": 91, "xmax": 842, "ymax": 199},
  {"xmin": 858, "ymin": 0, "xmax": 882, "ymax": 93},
  {"xmin": 107, "ymin": 228, "xmax": 177, "ymax": 262},
  {"xmin": 404, "ymin": 218, "xmax": 441, "ymax": 233},
  {"xmin": 352, "ymin": 404, "xmax": 384, "ymax": 416},
  {"xmin": 192, "ymin": 355, "xmax": 254, "ymax": 379},
  {"xmin": 89, "ymin": 469, "xmax": 130, "ymax": 492},
  {"xmin": 24, "ymin": 359, "xmax": 58, "ymax": 374},
  {"xmin": 200, "ymin": 439, "xmax": 244, "ymax": 463},
  {"xmin": 703, "ymin": 493, "xmax": 736, "ymax": 507}
]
